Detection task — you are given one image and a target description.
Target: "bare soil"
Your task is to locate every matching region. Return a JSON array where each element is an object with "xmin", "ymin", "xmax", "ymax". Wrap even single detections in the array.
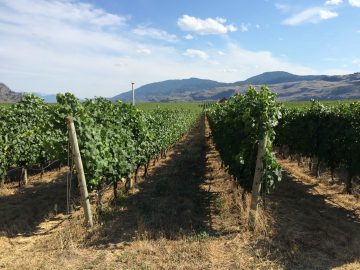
[{"xmin": 1, "ymin": 116, "xmax": 360, "ymax": 269}]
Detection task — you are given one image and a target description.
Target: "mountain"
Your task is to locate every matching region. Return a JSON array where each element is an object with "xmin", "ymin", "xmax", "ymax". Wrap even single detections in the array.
[
  {"xmin": 2, "ymin": 71, "xmax": 360, "ymax": 103},
  {"xmin": 237, "ymin": 71, "xmax": 325, "ymax": 85},
  {"xmin": 111, "ymin": 71, "xmax": 360, "ymax": 102},
  {"xmin": 264, "ymin": 72, "xmax": 360, "ymax": 101},
  {"xmin": 0, "ymin": 83, "xmax": 22, "ymax": 102},
  {"xmin": 0, "ymin": 85, "xmax": 57, "ymax": 103},
  {"xmin": 111, "ymin": 78, "xmax": 227, "ymax": 102}
]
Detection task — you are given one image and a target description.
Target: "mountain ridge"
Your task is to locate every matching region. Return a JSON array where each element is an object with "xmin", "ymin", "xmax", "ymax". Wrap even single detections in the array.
[
  {"xmin": 110, "ymin": 77, "xmax": 227, "ymax": 102},
  {"xmin": 112, "ymin": 71, "xmax": 360, "ymax": 102},
  {"xmin": 239, "ymin": 71, "xmax": 325, "ymax": 85},
  {"xmin": 2, "ymin": 71, "xmax": 360, "ymax": 103}
]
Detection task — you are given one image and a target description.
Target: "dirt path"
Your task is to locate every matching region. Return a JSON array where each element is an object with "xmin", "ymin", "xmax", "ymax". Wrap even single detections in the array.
[{"xmin": 1, "ymin": 116, "xmax": 360, "ymax": 269}]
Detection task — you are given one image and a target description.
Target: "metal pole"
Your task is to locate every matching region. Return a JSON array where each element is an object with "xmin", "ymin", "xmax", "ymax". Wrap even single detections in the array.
[
  {"xmin": 132, "ymin": 82, "xmax": 135, "ymax": 106},
  {"xmin": 66, "ymin": 116, "xmax": 93, "ymax": 227}
]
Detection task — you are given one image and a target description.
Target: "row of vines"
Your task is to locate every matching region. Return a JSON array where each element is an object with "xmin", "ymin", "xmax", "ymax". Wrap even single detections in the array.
[
  {"xmin": 0, "ymin": 94, "xmax": 200, "ymax": 193},
  {"xmin": 275, "ymin": 100, "xmax": 360, "ymax": 193},
  {"xmin": 206, "ymin": 86, "xmax": 282, "ymax": 194},
  {"xmin": 207, "ymin": 86, "xmax": 360, "ymax": 195}
]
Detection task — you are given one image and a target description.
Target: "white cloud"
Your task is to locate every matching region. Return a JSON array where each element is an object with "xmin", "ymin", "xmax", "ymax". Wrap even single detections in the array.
[
  {"xmin": 0, "ymin": 0, "xmax": 331, "ymax": 98},
  {"xmin": 283, "ymin": 7, "xmax": 338, "ymax": 25},
  {"xmin": 0, "ymin": 0, "xmax": 127, "ymax": 27},
  {"xmin": 177, "ymin": 15, "xmax": 237, "ymax": 35},
  {"xmin": 239, "ymin": 23, "xmax": 249, "ymax": 32},
  {"xmin": 183, "ymin": 49, "xmax": 209, "ymax": 60},
  {"xmin": 325, "ymin": 0, "xmax": 343, "ymax": 5},
  {"xmin": 255, "ymin": 24, "xmax": 261, "ymax": 29},
  {"xmin": 0, "ymin": 0, "xmax": 176, "ymax": 96},
  {"xmin": 319, "ymin": 10, "xmax": 339, "ymax": 19},
  {"xmin": 226, "ymin": 24, "xmax": 237, "ymax": 32},
  {"xmin": 184, "ymin": 34, "xmax": 194, "ymax": 40},
  {"xmin": 133, "ymin": 26, "xmax": 178, "ymax": 42},
  {"xmin": 349, "ymin": 0, "xmax": 360, "ymax": 7}
]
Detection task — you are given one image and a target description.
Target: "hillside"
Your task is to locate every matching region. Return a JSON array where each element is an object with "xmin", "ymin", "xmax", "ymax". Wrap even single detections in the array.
[
  {"xmin": 0, "ymin": 84, "xmax": 57, "ymax": 103},
  {"xmin": 216, "ymin": 72, "xmax": 360, "ymax": 101},
  {"xmin": 0, "ymin": 83, "xmax": 22, "ymax": 102},
  {"xmin": 111, "ymin": 77, "xmax": 227, "ymax": 102},
  {"xmin": 237, "ymin": 71, "xmax": 324, "ymax": 85},
  {"xmin": 112, "ymin": 71, "xmax": 360, "ymax": 102},
  {"xmin": 3, "ymin": 71, "xmax": 360, "ymax": 103}
]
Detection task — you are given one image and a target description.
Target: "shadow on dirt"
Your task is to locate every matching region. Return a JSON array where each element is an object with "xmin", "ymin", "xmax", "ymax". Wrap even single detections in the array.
[
  {"xmin": 92, "ymin": 116, "xmax": 217, "ymax": 245},
  {"xmin": 264, "ymin": 171, "xmax": 360, "ymax": 270},
  {"xmin": 0, "ymin": 171, "xmax": 70, "ymax": 237}
]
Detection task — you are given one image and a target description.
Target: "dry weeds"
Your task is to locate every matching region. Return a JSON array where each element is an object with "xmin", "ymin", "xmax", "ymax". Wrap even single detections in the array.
[{"xmin": 1, "ymin": 117, "xmax": 360, "ymax": 269}]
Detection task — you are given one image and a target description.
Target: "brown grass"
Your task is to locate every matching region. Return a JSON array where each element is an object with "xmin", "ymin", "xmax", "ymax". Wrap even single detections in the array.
[
  {"xmin": 1, "ymin": 116, "xmax": 360, "ymax": 269},
  {"xmin": 268, "ymin": 158, "xmax": 360, "ymax": 269}
]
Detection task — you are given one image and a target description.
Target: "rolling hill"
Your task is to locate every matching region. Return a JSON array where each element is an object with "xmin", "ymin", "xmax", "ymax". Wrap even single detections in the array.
[
  {"xmin": 235, "ymin": 71, "xmax": 325, "ymax": 85},
  {"xmin": 112, "ymin": 71, "xmax": 360, "ymax": 102},
  {"xmin": 2, "ymin": 71, "xmax": 360, "ymax": 103},
  {"xmin": 110, "ymin": 78, "xmax": 227, "ymax": 102}
]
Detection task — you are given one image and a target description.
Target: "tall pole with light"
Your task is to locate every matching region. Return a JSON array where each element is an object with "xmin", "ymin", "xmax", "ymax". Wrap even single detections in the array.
[{"xmin": 131, "ymin": 82, "xmax": 135, "ymax": 106}]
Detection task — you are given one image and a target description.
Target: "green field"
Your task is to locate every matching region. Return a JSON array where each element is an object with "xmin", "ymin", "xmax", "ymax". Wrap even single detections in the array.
[
  {"xmin": 280, "ymin": 99, "xmax": 359, "ymax": 108},
  {"xmin": 135, "ymin": 102, "xmax": 203, "ymax": 111},
  {"xmin": 0, "ymin": 103, "xmax": 12, "ymax": 107}
]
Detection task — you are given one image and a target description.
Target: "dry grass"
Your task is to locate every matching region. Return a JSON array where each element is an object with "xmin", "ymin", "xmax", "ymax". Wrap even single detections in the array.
[
  {"xmin": 269, "ymin": 158, "xmax": 360, "ymax": 269},
  {"xmin": 279, "ymin": 159, "xmax": 360, "ymax": 216},
  {"xmin": 2, "ymin": 117, "xmax": 360, "ymax": 269}
]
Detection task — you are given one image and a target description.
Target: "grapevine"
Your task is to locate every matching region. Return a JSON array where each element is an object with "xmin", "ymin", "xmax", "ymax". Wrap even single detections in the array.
[
  {"xmin": 206, "ymin": 86, "xmax": 282, "ymax": 194},
  {"xmin": 0, "ymin": 93, "xmax": 200, "ymax": 191}
]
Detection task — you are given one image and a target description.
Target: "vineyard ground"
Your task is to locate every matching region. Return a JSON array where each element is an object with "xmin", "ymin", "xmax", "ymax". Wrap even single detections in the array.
[{"xmin": 1, "ymin": 117, "xmax": 360, "ymax": 269}]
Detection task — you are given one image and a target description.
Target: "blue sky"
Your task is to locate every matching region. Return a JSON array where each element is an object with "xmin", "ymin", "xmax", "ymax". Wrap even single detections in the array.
[{"xmin": 0, "ymin": 0, "xmax": 359, "ymax": 97}]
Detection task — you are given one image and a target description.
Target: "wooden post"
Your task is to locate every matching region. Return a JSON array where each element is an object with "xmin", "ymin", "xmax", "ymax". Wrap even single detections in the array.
[
  {"xmin": 22, "ymin": 167, "xmax": 28, "ymax": 185},
  {"xmin": 135, "ymin": 165, "xmax": 140, "ymax": 183},
  {"xmin": 125, "ymin": 173, "xmax": 134, "ymax": 191},
  {"xmin": 0, "ymin": 174, "xmax": 5, "ymax": 188},
  {"xmin": 130, "ymin": 173, "xmax": 134, "ymax": 189},
  {"xmin": 66, "ymin": 116, "xmax": 93, "ymax": 227},
  {"xmin": 249, "ymin": 134, "xmax": 268, "ymax": 231}
]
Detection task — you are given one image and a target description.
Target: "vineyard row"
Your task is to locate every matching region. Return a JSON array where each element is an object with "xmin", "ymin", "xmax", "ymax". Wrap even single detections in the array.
[{"xmin": 0, "ymin": 93, "xmax": 200, "ymax": 193}]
